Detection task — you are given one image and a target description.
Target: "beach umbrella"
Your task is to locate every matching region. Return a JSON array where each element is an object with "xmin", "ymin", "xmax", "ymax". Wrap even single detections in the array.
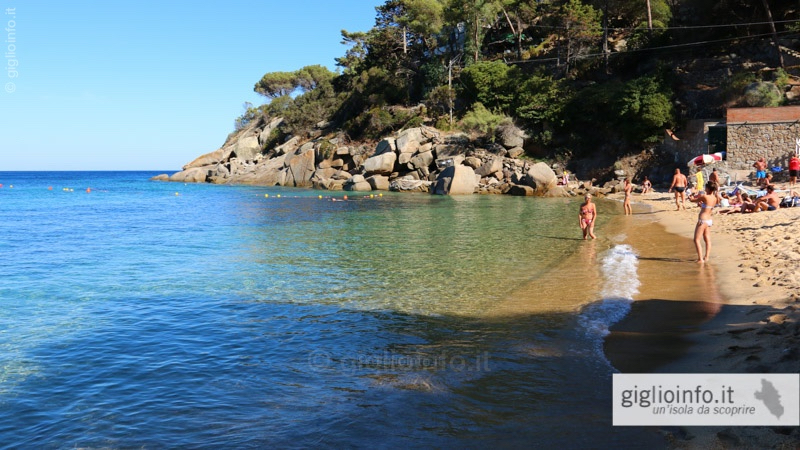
[{"xmin": 687, "ymin": 151, "xmax": 725, "ymax": 167}]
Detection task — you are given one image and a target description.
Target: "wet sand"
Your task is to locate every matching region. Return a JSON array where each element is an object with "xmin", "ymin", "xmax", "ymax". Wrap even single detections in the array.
[{"xmin": 606, "ymin": 189, "xmax": 800, "ymax": 448}]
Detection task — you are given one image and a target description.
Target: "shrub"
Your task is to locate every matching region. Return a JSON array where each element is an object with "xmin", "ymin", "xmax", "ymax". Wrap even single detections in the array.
[{"xmin": 460, "ymin": 103, "xmax": 510, "ymax": 138}]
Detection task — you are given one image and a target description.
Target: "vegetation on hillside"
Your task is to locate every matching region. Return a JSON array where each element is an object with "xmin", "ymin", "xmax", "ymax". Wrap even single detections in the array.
[{"xmin": 239, "ymin": 0, "xmax": 799, "ymax": 162}]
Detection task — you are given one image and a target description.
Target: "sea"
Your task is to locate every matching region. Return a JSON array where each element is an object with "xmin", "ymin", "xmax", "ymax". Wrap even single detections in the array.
[{"xmin": 0, "ymin": 171, "xmax": 667, "ymax": 448}]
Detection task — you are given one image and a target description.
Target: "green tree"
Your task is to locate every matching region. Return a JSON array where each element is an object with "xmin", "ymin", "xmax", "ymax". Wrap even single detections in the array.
[
  {"xmin": 614, "ymin": 75, "xmax": 673, "ymax": 142},
  {"xmin": 559, "ymin": 0, "xmax": 603, "ymax": 78},
  {"xmin": 459, "ymin": 60, "xmax": 517, "ymax": 113},
  {"xmin": 254, "ymin": 71, "xmax": 297, "ymax": 99}
]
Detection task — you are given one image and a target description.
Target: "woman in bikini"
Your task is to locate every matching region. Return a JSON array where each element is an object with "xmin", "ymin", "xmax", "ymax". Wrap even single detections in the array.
[
  {"xmin": 579, "ymin": 194, "xmax": 597, "ymax": 240},
  {"xmin": 622, "ymin": 178, "xmax": 633, "ymax": 215},
  {"xmin": 689, "ymin": 181, "xmax": 718, "ymax": 263}
]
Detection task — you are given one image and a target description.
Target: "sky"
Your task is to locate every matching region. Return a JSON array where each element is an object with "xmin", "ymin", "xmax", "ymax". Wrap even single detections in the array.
[{"xmin": 1, "ymin": 1, "xmax": 381, "ymax": 171}]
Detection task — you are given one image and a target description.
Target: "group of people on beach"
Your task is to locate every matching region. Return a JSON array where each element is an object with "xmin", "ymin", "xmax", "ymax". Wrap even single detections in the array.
[{"xmin": 581, "ymin": 157, "xmax": 800, "ymax": 262}]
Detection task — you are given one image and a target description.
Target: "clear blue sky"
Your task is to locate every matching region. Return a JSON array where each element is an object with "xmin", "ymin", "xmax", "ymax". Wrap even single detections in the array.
[{"xmin": 1, "ymin": 1, "xmax": 380, "ymax": 171}]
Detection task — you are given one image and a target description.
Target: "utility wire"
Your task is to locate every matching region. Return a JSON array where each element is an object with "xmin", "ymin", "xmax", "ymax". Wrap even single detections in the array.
[{"xmin": 506, "ymin": 29, "xmax": 798, "ymax": 65}]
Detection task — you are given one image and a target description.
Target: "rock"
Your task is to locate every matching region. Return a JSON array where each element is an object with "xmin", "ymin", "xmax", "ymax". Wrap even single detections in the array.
[
  {"xmin": 433, "ymin": 165, "xmax": 477, "ymax": 195},
  {"xmin": 525, "ymin": 162, "xmax": 558, "ymax": 193},
  {"xmin": 257, "ymin": 117, "xmax": 284, "ymax": 147},
  {"xmin": 507, "ymin": 184, "xmax": 535, "ymax": 196},
  {"xmin": 543, "ymin": 186, "xmax": 571, "ymax": 197},
  {"xmin": 274, "ymin": 136, "xmax": 300, "ymax": 156},
  {"xmin": 390, "ymin": 178, "xmax": 432, "ymax": 192},
  {"xmin": 284, "ymin": 146, "xmax": 316, "ymax": 187},
  {"xmin": 409, "ymin": 150, "xmax": 434, "ymax": 171},
  {"xmin": 169, "ymin": 166, "xmax": 210, "ymax": 183},
  {"xmin": 475, "ymin": 156, "xmax": 503, "ymax": 177},
  {"xmin": 230, "ymin": 154, "xmax": 287, "ymax": 185},
  {"xmin": 506, "ymin": 147, "xmax": 524, "ymax": 158},
  {"xmin": 212, "ymin": 164, "xmax": 230, "ymax": 178},
  {"xmin": 398, "ymin": 152, "xmax": 413, "ymax": 165},
  {"xmin": 363, "ymin": 152, "xmax": 397, "ymax": 175},
  {"xmin": 344, "ymin": 176, "xmax": 372, "ymax": 191},
  {"xmin": 232, "ymin": 135, "xmax": 262, "ymax": 161},
  {"xmin": 375, "ymin": 138, "xmax": 396, "ymax": 155},
  {"xmin": 396, "ymin": 127, "xmax": 424, "ymax": 153},
  {"xmin": 313, "ymin": 178, "xmax": 344, "ymax": 190},
  {"xmin": 367, "ymin": 175, "xmax": 390, "ymax": 191},
  {"xmin": 313, "ymin": 167, "xmax": 338, "ymax": 180},
  {"xmin": 464, "ymin": 156, "xmax": 482, "ymax": 169},
  {"xmin": 183, "ymin": 147, "xmax": 233, "ymax": 170},
  {"xmin": 496, "ymin": 123, "xmax": 525, "ymax": 149},
  {"xmin": 150, "ymin": 174, "xmax": 170, "ymax": 181}
]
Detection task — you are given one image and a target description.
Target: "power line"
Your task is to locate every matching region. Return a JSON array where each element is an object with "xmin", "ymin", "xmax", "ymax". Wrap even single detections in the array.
[
  {"xmin": 506, "ymin": 29, "xmax": 798, "ymax": 65},
  {"xmin": 526, "ymin": 18, "xmax": 800, "ymax": 32}
]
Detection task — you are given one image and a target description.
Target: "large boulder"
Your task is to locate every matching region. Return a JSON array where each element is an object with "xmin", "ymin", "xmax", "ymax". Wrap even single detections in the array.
[
  {"xmin": 232, "ymin": 135, "xmax": 261, "ymax": 161},
  {"xmin": 525, "ymin": 162, "xmax": 558, "ymax": 193},
  {"xmin": 366, "ymin": 175, "xmax": 390, "ymax": 191},
  {"xmin": 543, "ymin": 186, "xmax": 571, "ymax": 197},
  {"xmin": 390, "ymin": 178, "xmax": 432, "ymax": 193},
  {"xmin": 507, "ymin": 185, "xmax": 535, "ymax": 196},
  {"xmin": 496, "ymin": 123, "xmax": 526, "ymax": 149},
  {"xmin": 475, "ymin": 156, "xmax": 503, "ymax": 177},
  {"xmin": 230, "ymin": 154, "xmax": 287, "ymax": 185},
  {"xmin": 433, "ymin": 165, "xmax": 478, "ymax": 195},
  {"xmin": 274, "ymin": 136, "xmax": 300, "ymax": 156},
  {"xmin": 283, "ymin": 146, "xmax": 316, "ymax": 187},
  {"xmin": 375, "ymin": 138, "xmax": 396, "ymax": 155},
  {"xmin": 344, "ymin": 174, "xmax": 372, "ymax": 192},
  {"xmin": 395, "ymin": 127, "xmax": 425, "ymax": 153},
  {"xmin": 258, "ymin": 117, "xmax": 284, "ymax": 147},
  {"xmin": 170, "ymin": 166, "xmax": 210, "ymax": 183},
  {"xmin": 409, "ymin": 150, "xmax": 434, "ymax": 171},
  {"xmin": 183, "ymin": 147, "xmax": 233, "ymax": 170},
  {"xmin": 363, "ymin": 152, "xmax": 397, "ymax": 175}
]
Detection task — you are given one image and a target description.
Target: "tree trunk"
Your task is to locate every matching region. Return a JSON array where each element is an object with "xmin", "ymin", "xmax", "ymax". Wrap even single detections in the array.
[
  {"xmin": 474, "ymin": 16, "xmax": 480, "ymax": 62},
  {"xmin": 645, "ymin": 0, "xmax": 653, "ymax": 37},
  {"xmin": 760, "ymin": 0, "xmax": 785, "ymax": 68}
]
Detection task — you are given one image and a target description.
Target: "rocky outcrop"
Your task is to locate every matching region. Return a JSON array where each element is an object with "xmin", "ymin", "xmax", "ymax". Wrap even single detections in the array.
[
  {"xmin": 156, "ymin": 116, "xmax": 600, "ymax": 198},
  {"xmin": 433, "ymin": 165, "xmax": 478, "ymax": 195}
]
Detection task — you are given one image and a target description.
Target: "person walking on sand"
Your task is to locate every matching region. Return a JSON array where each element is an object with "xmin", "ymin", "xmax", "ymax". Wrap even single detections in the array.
[
  {"xmin": 579, "ymin": 194, "xmax": 597, "ymax": 240},
  {"xmin": 623, "ymin": 178, "xmax": 633, "ymax": 215},
  {"xmin": 690, "ymin": 181, "xmax": 718, "ymax": 263},
  {"xmin": 789, "ymin": 154, "xmax": 799, "ymax": 188},
  {"xmin": 668, "ymin": 168, "xmax": 688, "ymax": 210}
]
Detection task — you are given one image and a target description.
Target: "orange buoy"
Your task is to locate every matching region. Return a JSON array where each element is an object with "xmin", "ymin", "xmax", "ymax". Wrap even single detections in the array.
[
  {"xmin": 343, "ymin": 195, "xmax": 348, "ymax": 200},
  {"xmin": 86, "ymin": 188, "xmax": 91, "ymax": 193}
]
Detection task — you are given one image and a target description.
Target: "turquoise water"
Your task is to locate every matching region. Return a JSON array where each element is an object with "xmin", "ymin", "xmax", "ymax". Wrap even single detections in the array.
[{"xmin": 0, "ymin": 172, "xmax": 662, "ymax": 448}]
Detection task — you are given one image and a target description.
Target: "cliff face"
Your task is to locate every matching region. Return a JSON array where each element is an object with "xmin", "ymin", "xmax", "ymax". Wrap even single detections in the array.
[{"xmin": 156, "ymin": 116, "xmax": 585, "ymax": 197}]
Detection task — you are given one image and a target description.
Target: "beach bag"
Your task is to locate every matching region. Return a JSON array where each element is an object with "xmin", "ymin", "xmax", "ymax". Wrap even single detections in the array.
[{"xmin": 780, "ymin": 196, "xmax": 798, "ymax": 208}]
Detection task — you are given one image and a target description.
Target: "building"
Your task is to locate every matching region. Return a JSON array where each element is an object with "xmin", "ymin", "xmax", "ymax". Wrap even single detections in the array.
[{"xmin": 663, "ymin": 105, "xmax": 800, "ymax": 173}]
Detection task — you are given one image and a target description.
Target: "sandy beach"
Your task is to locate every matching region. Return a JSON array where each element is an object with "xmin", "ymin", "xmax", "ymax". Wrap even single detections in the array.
[{"xmin": 607, "ymin": 184, "xmax": 800, "ymax": 448}]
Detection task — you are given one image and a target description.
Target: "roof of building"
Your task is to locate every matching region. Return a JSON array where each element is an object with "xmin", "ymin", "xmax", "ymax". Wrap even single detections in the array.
[{"xmin": 726, "ymin": 106, "xmax": 800, "ymax": 124}]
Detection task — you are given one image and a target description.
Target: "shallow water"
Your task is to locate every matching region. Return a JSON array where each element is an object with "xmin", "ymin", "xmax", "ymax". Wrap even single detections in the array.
[{"xmin": 0, "ymin": 172, "xmax": 665, "ymax": 448}]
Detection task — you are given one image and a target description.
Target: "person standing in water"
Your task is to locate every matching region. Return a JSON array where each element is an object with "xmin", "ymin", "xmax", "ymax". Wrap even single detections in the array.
[
  {"xmin": 579, "ymin": 194, "xmax": 597, "ymax": 240},
  {"xmin": 689, "ymin": 181, "xmax": 718, "ymax": 263},
  {"xmin": 622, "ymin": 178, "xmax": 633, "ymax": 215},
  {"xmin": 668, "ymin": 168, "xmax": 689, "ymax": 210}
]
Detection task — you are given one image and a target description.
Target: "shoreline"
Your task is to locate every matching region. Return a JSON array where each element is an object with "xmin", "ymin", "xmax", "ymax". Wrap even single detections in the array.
[{"xmin": 606, "ymin": 188, "xmax": 800, "ymax": 447}]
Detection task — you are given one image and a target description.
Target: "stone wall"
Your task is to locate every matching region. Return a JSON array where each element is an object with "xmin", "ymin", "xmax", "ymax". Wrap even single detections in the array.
[
  {"xmin": 726, "ymin": 122, "xmax": 800, "ymax": 170},
  {"xmin": 661, "ymin": 119, "xmax": 724, "ymax": 165}
]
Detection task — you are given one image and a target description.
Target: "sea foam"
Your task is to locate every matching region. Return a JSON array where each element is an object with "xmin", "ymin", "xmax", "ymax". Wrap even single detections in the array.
[{"xmin": 577, "ymin": 244, "xmax": 640, "ymax": 357}]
